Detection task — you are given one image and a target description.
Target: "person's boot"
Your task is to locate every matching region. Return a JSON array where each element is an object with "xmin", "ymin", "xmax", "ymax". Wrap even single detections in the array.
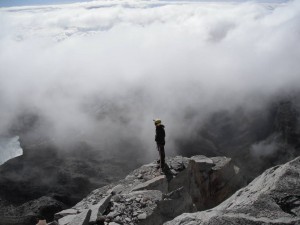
[
  {"xmin": 155, "ymin": 159, "xmax": 160, "ymax": 169},
  {"xmin": 159, "ymin": 163, "xmax": 165, "ymax": 174}
]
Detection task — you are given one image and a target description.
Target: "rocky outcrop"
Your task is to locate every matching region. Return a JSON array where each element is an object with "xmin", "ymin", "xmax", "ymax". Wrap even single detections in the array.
[
  {"xmin": 165, "ymin": 156, "xmax": 300, "ymax": 225},
  {"xmin": 54, "ymin": 155, "xmax": 245, "ymax": 225}
]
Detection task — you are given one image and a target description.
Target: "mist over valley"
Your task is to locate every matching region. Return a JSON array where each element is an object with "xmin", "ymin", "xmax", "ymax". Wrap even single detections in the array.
[{"xmin": 0, "ymin": 0, "xmax": 300, "ymax": 224}]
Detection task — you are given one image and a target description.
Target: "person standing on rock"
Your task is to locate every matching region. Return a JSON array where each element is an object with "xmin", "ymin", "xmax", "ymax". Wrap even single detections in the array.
[{"xmin": 153, "ymin": 119, "xmax": 166, "ymax": 169}]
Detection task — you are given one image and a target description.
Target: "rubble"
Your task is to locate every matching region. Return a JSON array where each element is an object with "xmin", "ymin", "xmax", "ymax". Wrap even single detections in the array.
[
  {"xmin": 89, "ymin": 195, "xmax": 112, "ymax": 223},
  {"xmin": 54, "ymin": 155, "xmax": 245, "ymax": 225}
]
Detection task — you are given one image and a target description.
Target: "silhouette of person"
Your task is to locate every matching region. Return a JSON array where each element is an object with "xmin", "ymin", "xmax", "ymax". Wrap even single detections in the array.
[{"xmin": 153, "ymin": 119, "xmax": 166, "ymax": 169}]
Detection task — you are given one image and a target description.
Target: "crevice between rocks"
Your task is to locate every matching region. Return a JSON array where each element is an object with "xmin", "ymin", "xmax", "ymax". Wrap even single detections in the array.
[{"xmin": 274, "ymin": 195, "xmax": 300, "ymax": 216}]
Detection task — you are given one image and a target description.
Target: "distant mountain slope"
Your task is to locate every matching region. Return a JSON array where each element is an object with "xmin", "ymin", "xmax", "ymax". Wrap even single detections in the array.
[{"xmin": 176, "ymin": 95, "xmax": 300, "ymax": 180}]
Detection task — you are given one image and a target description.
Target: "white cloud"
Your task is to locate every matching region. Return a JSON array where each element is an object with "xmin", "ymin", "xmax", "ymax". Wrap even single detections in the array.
[{"xmin": 0, "ymin": 0, "xmax": 299, "ymax": 159}]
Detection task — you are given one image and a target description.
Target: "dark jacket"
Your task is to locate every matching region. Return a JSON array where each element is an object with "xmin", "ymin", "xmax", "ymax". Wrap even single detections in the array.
[{"xmin": 155, "ymin": 124, "xmax": 165, "ymax": 145}]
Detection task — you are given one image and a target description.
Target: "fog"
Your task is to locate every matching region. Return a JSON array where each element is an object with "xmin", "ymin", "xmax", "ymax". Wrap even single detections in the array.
[{"xmin": 0, "ymin": 0, "xmax": 299, "ymax": 161}]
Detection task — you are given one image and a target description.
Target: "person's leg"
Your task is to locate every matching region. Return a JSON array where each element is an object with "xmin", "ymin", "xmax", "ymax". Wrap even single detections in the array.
[
  {"xmin": 158, "ymin": 144, "xmax": 165, "ymax": 168},
  {"xmin": 161, "ymin": 145, "xmax": 165, "ymax": 167},
  {"xmin": 156, "ymin": 144, "xmax": 160, "ymax": 164}
]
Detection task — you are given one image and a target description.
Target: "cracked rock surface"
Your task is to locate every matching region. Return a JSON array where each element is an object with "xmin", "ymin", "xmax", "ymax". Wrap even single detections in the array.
[
  {"xmin": 165, "ymin": 156, "xmax": 300, "ymax": 225},
  {"xmin": 54, "ymin": 155, "xmax": 245, "ymax": 225}
]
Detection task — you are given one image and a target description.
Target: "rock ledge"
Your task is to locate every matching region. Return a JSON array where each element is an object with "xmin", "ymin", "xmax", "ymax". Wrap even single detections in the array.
[{"xmin": 54, "ymin": 155, "xmax": 245, "ymax": 225}]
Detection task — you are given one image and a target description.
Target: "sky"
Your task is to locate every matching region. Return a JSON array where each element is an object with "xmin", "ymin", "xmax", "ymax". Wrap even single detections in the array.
[
  {"xmin": 0, "ymin": 0, "xmax": 94, "ymax": 7},
  {"xmin": 0, "ymin": 0, "xmax": 290, "ymax": 7},
  {"xmin": 0, "ymin": 0, "xmax": 299, "ymax": 160}
]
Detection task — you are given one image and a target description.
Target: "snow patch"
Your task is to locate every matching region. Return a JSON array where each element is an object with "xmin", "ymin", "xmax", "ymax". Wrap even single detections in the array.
[{"xmin": 0, "ymin": 136, "xmax": 23, "ymax": 165}]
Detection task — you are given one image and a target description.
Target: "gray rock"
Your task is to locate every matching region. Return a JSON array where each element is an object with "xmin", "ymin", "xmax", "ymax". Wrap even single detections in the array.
[
  {"xmin": 111, "ymin": 185, "xmax": 124, "ymax": 195},
  {"xmin": 211, "ymin": 156, "xmax": 231, "ymax": 171},
  {"xmin": 112, "ymin": 194, "xmax": 121, "ymax": 202},
  {"xmin": 137, "ymin": 213, "xmax": 147, "ymax": 220},
  {"xmin": 190, "ymin": 155, "xmax": 215, "ymax": 171},
  {"xmin": 167, "ymin": 156, "xmax": 189, "ymax": 172},
  {"xmin": 59, "ymin": 155, "xmax": 245, "ymax": 225},
  {"xmin": 160, "ymin": 187, "xmax": 196, "ymax": 218},
  {"xmin": 54, "ymin": 208, "xmax": 78, "ymax": 220},
  {"xmin": 69, "ymin": 209, "xmax": 91, "ymax": 225},
  {"xmin": 125, "ymin": 175, "xmax": 136, "ymax": 180},
  {"xmin": 58, "ymin": 214, "xmax": 77, "ymax": 225},
  {"xmin": 89, "ymin": 195, "xmax": 112, "ymax": 222},
  {"xmin": 165, "ymin": 157, "xmax": 300, "ymax": 225},
  {"xmin": 169, "ymin": 155, "xmax": 244, "ymax": 211},
  {"xmin": 107, "ymin": 211, "xmax": 119, "ymax": 218},
  {"xmin": 131, "ymin": 175, "xmax": 168, "ymax": 194},
  {"xmin": 114, "ymin": 215, "xmax": 122, "ymax": 222}
]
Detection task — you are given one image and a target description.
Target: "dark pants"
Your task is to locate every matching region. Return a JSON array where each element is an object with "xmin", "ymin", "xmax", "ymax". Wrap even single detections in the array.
[{"xmin": 157, "ymin": 144, "xmax": 165, "ymax": 168}]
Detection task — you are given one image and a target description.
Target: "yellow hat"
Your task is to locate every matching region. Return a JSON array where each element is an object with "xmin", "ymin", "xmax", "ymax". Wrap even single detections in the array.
[{"xmin": 153, "ymin": 119, "xmax": 161, "ymax": 125}]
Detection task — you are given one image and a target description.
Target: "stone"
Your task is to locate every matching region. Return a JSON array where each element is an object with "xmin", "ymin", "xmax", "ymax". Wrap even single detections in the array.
[
  {"xmin": 170, "ymin": 169, "xmax": 178, "ymax": 175},
  {"xmin": 111, "ymin": 185, "xmax": 124, "ymax": 194},
  {"xmin": 58, "ymin": 155, "xmax": 245, "ymax": 225},
  {"xmin": 107, "ymin": 211, "xmax": 119, "ymax": 218},
  {"xmin": 137, "ymin": 213, "xmax": 147, "ymax": 220},
  {"xmin": 69, "ymin": 209, "xmax": 91, "ymax": 225},
  {"xmin": 58, "ymin": 214, "xmax": 77, "ymax": 225},
  {"xmin": 54, "ymin": 208, "xmax": 78, "ymax": 220},
  {"xmin": 169, "ymin": 155, "xmax": 245, "ymax": 211},
  {"xmin": 112, "ymin": 195, "xmax": 121, "ymax": 202},
  {"xmin": 167, "ymin": 156, "xmax": 189, "ymax": 172},
  {"xmin": 165, "ymin": 157, "xmax": 300, "ymax": 225},
  {"xmin": 131, "ymin": 175, "xmax": 168, "ymax": 194},
  {"xmin": 158, "ymin": 187, "xmax": 196, "ymax": 221},
  {"xmin": 89, "ymin": 195, "xmax": 112, "ymax": 223},
  {"xmin": 125, "ymin": 175, "xmax": 135, "ymax": 180},
  {"xmin": 190, "ymin": 155, "xmax": 215, "ymax": 171}
]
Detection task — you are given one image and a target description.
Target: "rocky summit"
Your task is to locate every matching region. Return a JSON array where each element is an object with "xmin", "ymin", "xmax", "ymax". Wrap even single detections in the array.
[
  {"xmin": 165, "ymin": 156, "xmax": 300, "ymax": 225},
  {"xmin": 53, "ymin": 155, "xmax": 245, "ymax": 225}
]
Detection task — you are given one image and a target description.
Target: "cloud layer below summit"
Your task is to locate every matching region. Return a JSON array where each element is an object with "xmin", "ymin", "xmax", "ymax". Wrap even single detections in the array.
[{"xmin": 0, "ymin": 0, "xmax": 299, "ymax": 159}]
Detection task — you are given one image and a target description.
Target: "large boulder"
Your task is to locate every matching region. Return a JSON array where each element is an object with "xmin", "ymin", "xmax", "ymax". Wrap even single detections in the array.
[
  {"xmin": 54, "ymin": 155, "xmax": 245, "ymax": 225},
  {"xmin": 165, "ymin": 156, "xmax": 300, "ymax": 225},
  {"xmin": 168, "ymin": 155, "xmax": 245, "ymax": 210}
]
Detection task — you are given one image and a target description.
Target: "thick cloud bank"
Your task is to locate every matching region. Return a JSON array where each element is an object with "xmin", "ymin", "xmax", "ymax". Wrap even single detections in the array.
[{"xmin": 0, "ymin": 0, "xmax": 299, "ymax": 160}]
